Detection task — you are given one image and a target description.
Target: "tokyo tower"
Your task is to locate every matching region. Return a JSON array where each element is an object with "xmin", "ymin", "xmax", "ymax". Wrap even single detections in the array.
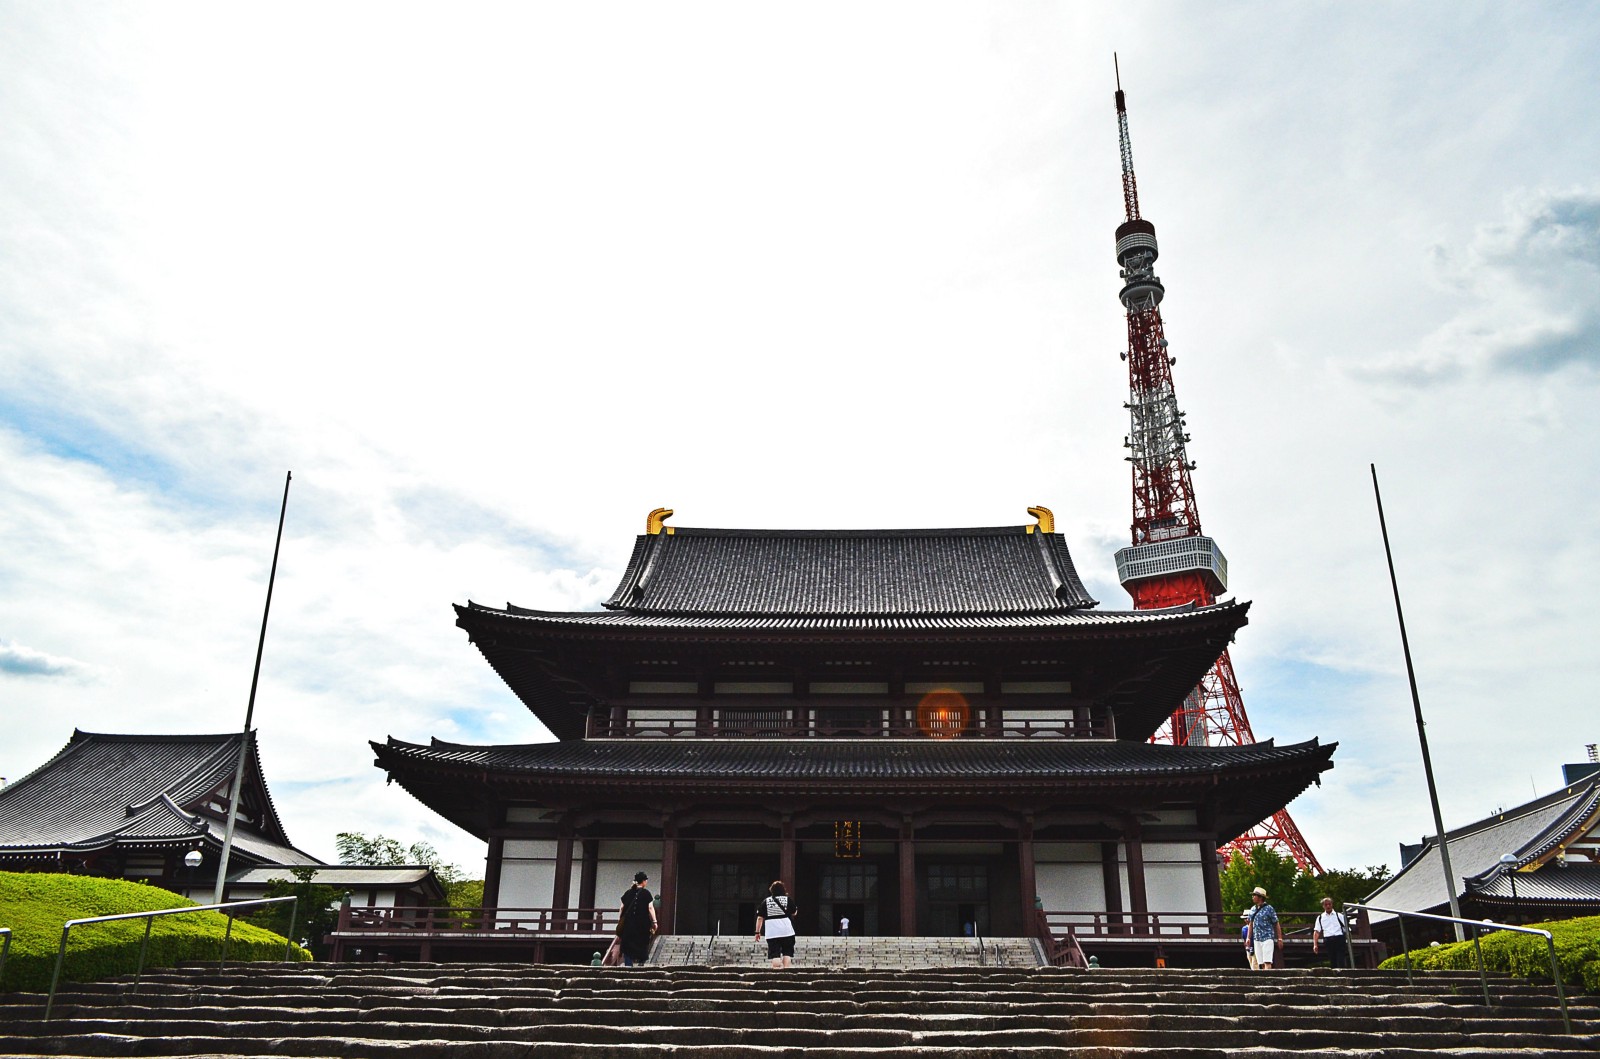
[{"xmin": 1108, "ymin": 64, "xmax": 1322, "ymax": 873}]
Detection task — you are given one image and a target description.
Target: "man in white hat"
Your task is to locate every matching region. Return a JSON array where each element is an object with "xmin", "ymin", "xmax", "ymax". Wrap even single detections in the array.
[{"xmin": 1248, "ymin": 886, "xmax": 1283, "ymax": 969}]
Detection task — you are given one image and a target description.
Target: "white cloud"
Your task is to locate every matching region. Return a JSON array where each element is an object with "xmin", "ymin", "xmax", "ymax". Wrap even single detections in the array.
[
  {"xmin": 1354, "ymin": 188, "xmax": 1600, "ymax": 383},
  {"xmin": 0, "ymin": 638, "xmax": 102, "ymax": 681}
]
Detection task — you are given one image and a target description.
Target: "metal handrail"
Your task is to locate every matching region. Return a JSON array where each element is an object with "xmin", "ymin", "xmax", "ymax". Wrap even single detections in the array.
[
  {"xmin": 1, "ymin": 926, "xmax": 11, "ymax": 985},
  {"xmin": 45, "ymin": 896, "xmax": 299, "ymax": 1022},
  {"xmin": 1346, "ymin": 902, "xmax": 1570, "ymax": 1034}
]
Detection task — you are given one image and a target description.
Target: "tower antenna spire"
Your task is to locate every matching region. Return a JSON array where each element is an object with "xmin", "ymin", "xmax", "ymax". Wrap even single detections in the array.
[{"xmin": 1107, "ymin": 75, "xmax": 1322, "ymax": 874}]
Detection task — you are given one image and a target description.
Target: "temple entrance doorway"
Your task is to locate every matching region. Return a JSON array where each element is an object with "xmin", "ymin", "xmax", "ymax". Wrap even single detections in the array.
[
  {"xmin": 924, "ymin": 863, "xmax": 991, "ymax": 937},
  {"xmin": 816, "ymin": 862, "xmax": 879, "ymax": 937},
  {"xmin": 706, "ymin": 861, "xmax": 768, "ymax": 937}
]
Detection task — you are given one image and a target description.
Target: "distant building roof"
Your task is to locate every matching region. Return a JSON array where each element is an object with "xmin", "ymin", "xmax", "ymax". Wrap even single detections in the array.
[
  {"xmin": 0, "ymin": 730, "xmax": 318, "ymax": 867},
  {"xmin": 602, "ymin": 525, "xmax": 1098, "ymax": 616},
  {"xmin": 1364, "ymin": 774, "xmax": 1600, "ymax": 923},
  {"xmin": 229, "ymin": 864, "xmax": 447, "ymax": 902}
]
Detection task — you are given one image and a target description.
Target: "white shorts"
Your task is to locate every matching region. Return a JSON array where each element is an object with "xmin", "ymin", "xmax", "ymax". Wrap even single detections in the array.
[{"xmin": 1253, "ymin": 939, "xmax": 1277, "ymax": 965}]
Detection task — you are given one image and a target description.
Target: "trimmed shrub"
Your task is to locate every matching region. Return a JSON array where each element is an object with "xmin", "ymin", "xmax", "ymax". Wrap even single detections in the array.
[
  {"xmin": 1379, "ymin": 915, "xmax": 1600, "ymax": 994},
  {"xmin": 0, "ymin": 871, "xmax": 309, "ymax": 993}
]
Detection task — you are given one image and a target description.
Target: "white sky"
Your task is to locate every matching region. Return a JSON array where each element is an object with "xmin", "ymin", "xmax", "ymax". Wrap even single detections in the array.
[{"xmin": 2, "ymin": 3, "xmax": 1597, "ymax": 882}]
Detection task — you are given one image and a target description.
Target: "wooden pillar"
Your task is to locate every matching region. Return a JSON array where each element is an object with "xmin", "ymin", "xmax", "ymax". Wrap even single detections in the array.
[
  {"xmin": 578, "ymin": 839, "xmax": 599, "ymax": 929},
  {"xmin": 483, "ymin": 836, "xmax": 505, "ymax": 911},
  {"xmin": 660, "ymin": 818, "xmax": 679, "ymax": 934},
  {"xmin": 1017, "ymin": 816, "xmax": 1037, "ymax": 936},
  {"xmin": 899, "ymin": 817, "xmax": 917, "ymax": 937},
  {"xmin": 1200, "ymin": 841, "xmax": 1224, "ymax": 929},
  {"xmin": 1100, "ymin": 841, "xmax": 1124, "ymax": 933},
  {"xmin": 780, "ymin": 818, "xmax": 796, "ymax": 888},
  {"xmin": 552, "ymin": 824, "xmax": 574, "ymax": 921},
  {"xmin": 1197, "ymin": 800, "xmax": 1224, "ymax": 931},
  {"xmin": 1126, "ymin": 831, "xmax": 1149, "ymax": 936}
]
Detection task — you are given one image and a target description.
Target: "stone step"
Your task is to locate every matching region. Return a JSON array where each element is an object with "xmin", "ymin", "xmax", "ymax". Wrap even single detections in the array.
[
  {"xmin": 0, "ymin": 1040, "xmax": 1595, "ymax": 1059},
  {"xmin": 652, "ymin": 934, "xmax": 1045, "ymax": 969},
  {"xmin": 3, "ymin": 1011, "xmax": 1587, "ymax": 1043},
  {"xmin": 4, "ymin": 962, "xmax": 1590, "ymax": 1058}
]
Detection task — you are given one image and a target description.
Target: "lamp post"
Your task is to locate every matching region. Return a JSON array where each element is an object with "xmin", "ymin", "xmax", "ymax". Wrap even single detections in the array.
[
  {"xmin": 184, "ymin": 849, "xmax": 203, "ymax": 900},
  {"xmin": 1499, "ymin": 853, "xmax": 1520, "ymax": 921}
]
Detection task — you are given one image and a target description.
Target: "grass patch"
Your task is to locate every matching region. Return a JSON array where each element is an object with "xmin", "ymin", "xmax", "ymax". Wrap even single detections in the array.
[
  {"xmin": 1379, "ymin": 915, "xmax": 1600, "ymax": 994},
  {"xmin": 0, "ymin": 871, "xmax": 308, "ymax": 992}
]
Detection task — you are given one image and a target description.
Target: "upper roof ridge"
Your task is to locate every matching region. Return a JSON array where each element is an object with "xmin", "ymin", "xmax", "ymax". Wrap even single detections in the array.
[{"xmin": 601, "ymin": 521, "xmax": 1098, "ymax": 617}]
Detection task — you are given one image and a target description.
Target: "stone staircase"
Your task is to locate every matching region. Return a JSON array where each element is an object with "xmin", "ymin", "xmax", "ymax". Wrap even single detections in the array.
[
  {"xmin": 1, "ymin": 958, "xmax": 1594, "ymax": 1056},
  {"xmin": 653, "ymin": 933, "xmax": 1045, "ymax": 968}
]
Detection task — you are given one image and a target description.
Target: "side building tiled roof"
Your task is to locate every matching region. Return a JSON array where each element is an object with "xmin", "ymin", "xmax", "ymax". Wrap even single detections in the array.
[
  {"xmin": 603, "ymin": 525, "xmax": 1097, "ymax": 616},
  {"xmin": 0, "ymin": 731, "xmax": 317, "ymax": 867},
  {"xmin": 1363, "ymin": 776, "xmax": 1600, "ymax": 922}
]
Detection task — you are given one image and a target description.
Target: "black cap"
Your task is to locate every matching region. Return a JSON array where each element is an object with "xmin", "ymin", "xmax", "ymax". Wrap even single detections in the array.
[{"xmin": 634, "ymin": 871, "xmax": 649, "ymax": 883}]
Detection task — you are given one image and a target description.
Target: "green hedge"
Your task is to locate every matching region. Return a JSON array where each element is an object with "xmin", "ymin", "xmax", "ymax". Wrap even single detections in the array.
[
  {"xmin": 1379, "ymin": 915, "xmax": 1600, "ymax": 994},
  {"xmin": 0, "ymin": 871, "xmax": 309, "ymax": 993}
]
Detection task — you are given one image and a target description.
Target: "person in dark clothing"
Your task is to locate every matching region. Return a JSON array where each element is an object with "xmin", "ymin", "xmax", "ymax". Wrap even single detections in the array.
[{"xmin": 617, "ymin": 871, "xmax": 658, "ymax": 966}]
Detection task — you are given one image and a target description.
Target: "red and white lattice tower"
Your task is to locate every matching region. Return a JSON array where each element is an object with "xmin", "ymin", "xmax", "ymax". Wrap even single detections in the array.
[{"xmin": 1109, "ymin": 67, "xmax": 1322, "ymax": 873}]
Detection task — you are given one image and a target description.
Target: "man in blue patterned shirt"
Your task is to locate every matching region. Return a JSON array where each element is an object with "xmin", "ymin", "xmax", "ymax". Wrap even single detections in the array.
[{"xmin": 1247, "ymin": 886, "xmax": 1283, "ymax": 969}]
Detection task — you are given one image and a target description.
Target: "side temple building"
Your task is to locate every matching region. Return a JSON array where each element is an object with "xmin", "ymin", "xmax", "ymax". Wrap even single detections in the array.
[{"xmin": 373, "ymin": 507, "xmax": 1334, "ymax": 943}]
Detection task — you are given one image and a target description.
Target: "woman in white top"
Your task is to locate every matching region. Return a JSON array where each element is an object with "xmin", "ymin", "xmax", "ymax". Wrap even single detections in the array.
[{"xmin": 754, "ymin": 880, "xmax": 796, "ymax": 968}]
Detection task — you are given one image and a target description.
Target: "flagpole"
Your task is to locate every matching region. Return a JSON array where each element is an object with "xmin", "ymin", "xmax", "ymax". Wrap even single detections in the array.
[
  {"xmin": 1371, "ymin": 464, "xmax": 1464, "ymax": 941},
  {"xmin": 212, "ymin": 471, "xmax": 292, "ymax": 904}
]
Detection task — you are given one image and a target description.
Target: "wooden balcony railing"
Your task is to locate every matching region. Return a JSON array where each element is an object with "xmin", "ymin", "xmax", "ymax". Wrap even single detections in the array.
[
  {"xmin": 584, "ymin": 715, "xmax": 1112, "ymax": 740},
  {"xmin": 335, "ymin": 905, "xmax": 622, "ymax": 935}
]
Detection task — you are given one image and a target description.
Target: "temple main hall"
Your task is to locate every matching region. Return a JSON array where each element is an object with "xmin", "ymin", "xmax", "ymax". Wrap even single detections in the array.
[{"xmin": 372, "ymin": 505, "xmax": 1333, "ymax": 947}]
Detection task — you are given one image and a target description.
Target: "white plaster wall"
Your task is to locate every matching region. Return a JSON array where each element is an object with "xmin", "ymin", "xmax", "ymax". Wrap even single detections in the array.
[
  {"xmin": 1142, "ymin": 842, "xmax": 1207, "ymax": 923},
  {"xmin": 1034, "ymin": 843, "xmax": 1106, "ymax": 925},
  {"xmin": 499, "ymin": 838, "xmax": 557, "ymax": 913},
  {"xmin": 596, "ymin": 840, "xmax": 661, "ymax": 909}
]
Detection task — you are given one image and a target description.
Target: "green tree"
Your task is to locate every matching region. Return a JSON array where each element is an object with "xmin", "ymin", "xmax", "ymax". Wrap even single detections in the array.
[
  {"xmin": 1309, "ymin": 864, "xmax": 1392, "ymax": 911},
  {"xmin": 245, "ymin": 866, "xmax": 346, "ymax": 959},
  {"xmin": 1220, "ymin": 849, "xmax": 1395, "ymax": 934},
  {"xmin": 445, "ymin": 878, "xmax": 484, "ymax": 910},
  {"xmin": 1219, "ymin": 846, "xmax": 1317, "ymax": 922}
]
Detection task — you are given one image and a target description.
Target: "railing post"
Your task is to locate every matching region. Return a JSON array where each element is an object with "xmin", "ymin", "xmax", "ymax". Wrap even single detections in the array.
[
  {"xmin": 1398, "ymin": 915, "xmax": 1412, "ymax": 984},
  {"xmin": 1545, "ymin": 935, "xmax": 1571, "ymax": 1034},
  {"xmin": 45, "ymin": 925, "xmax": 72, "ymax": 1022},
  {"xmin": 283, "ymin": 896, "xmax": 300, "ymax": 962},
  {"xmin": 0, "ymin": 927, "xmax": 10, "ymax": 987},
  {"xmin": 220, "ymin": 913, "xmax": 235, "ymax": 969},
  {"xmin": 134, "ymin": 917, "xmax": 155, "ymax": 991},
  {"xmin": 1471, "ymin": 926, "xmax": 1490, "ymax": 1007}
]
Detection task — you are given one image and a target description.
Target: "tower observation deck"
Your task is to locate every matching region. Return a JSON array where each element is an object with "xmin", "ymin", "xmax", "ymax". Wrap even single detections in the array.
[{"xmin": 1109, "ymin": 66, "xmax": 1322, "ymax": 873}]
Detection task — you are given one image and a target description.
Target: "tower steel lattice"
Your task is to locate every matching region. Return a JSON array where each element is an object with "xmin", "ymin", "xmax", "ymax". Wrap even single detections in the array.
[{"xmin": 1109, "ymin": 66, "xmax": 1322, "ymax": 873}]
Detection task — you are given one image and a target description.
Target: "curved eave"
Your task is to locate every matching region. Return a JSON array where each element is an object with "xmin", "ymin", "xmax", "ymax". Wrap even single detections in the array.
[{"xmin": 372, "ymin": 736, "xmax": 1332, "ymax": 842}]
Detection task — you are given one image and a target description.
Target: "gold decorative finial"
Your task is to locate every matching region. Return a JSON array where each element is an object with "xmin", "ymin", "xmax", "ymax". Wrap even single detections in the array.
[
  {"xmin": 1027, "ymin": 506, "xmax": 1055, "ymax": 534},
  {"xmin": 647, "ymin": 507, "xmax": 674, "ymax": 535}
]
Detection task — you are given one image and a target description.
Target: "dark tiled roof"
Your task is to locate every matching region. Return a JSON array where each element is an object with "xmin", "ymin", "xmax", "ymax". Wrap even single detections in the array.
[
  {"xmin": 485, "ymin": 602, "xmax": 1198, "ymax": 631},
  {"xmin": 1469, "ymin": 863, "xmax": 1600, "ymax": 905},
  {"xmin": 373, "ymin": 734, "xmax": 1333, "ymax": 840},
  {"xmin": 0, "ymin": 731, "xmax": 315, "ymax": 865},
  {"xmin": 455, "ymin": 597, "xmax": 1250, "ymax": 743},
  {"xmin": 378, "ymin": 733, "xmax": 1329, "ymax": 781},
  {"xmin": 602, "ymin": 526, "xmax": 1096, "ymax": 616},
  {"xmin": 1364, "ymin": 778, "xmax": 1600, "ymax": 920}
]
